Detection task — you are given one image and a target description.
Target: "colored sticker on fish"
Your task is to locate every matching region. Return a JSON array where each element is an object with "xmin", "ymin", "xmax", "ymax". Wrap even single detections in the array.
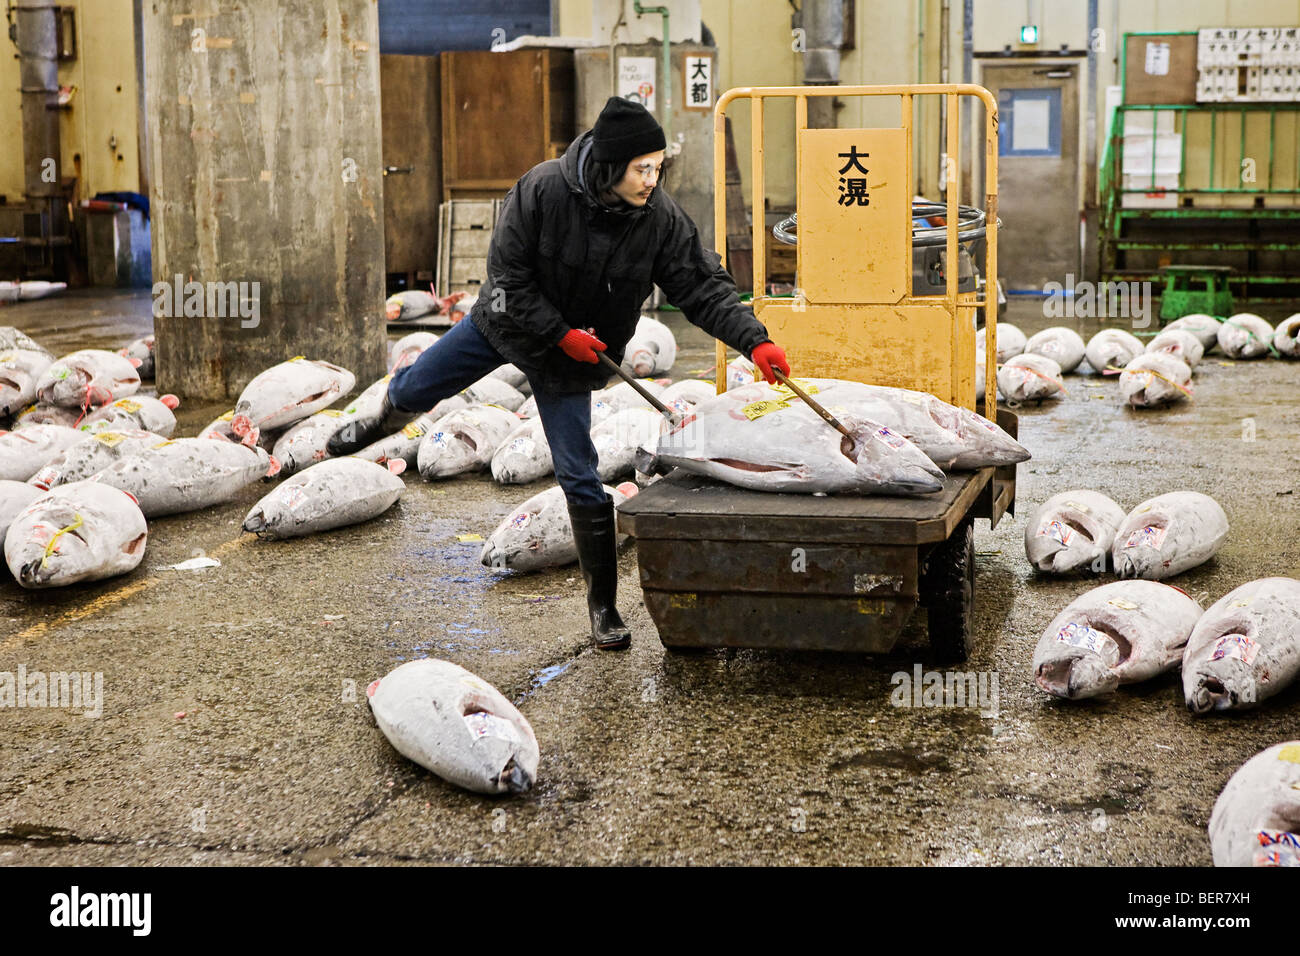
[
  {"xmin": 280, "ymin": 485, "xmax": 308, "ymax": 511},
  {"xmin": 321, "ymin": 409, "xmax": 346, "ymax": 418},
  {"xmin": 401, "ymin": 421, "xmax": 427, "ymax": 439},
  {"xmin": 94, "ymin": 432, "xmax": 128, "ymax": 447},
  {"xmin": 1055, "ymin": 622, "xmax": 1120, "ymax": 665},
  {"xmin": 1253, "ymin": 831, "xmax": 1300, "ymax": 867},
  {"xmin": 113, "ymin": 399, "xmax": 142, "ymax": 413},
  {"xmin": 1038, "ymin": 520, "xmax": 1073, "ymax": 546},
  {"xmin": 218, "ymin": 410, "xmax": 235, "ymax": 421},
  {"xmin": 1107, "ymin": 598, "xmax": 1140, "ymax": 610},
  {"xmin": 742, "ymin": 399, "xmax": 790, "ymax": 420},
  {"xmin": 1278, "ymin": 744, "xmax": 1300, "ymax": 765},
  {"xmin": 770, "ymin": 380, "xmax": 820, "ymax": 399},
  {"xmin": 508, "ymin": 438, "xmax": 535, "ymax": 456},
  {"xmin": 873, "ymin": 426, "xmax": 908, "ymax": 450},
  {"xmin": 1210, "ymin": 634, "xmax": 1258, "ymax": 665},
  {"xmin": 1124, "ymin": 525, "xmax": 1166, "ymax": 550},
  {"xmin": 510, "ymin": 511, "xmax": 531, "ymax": 529}
]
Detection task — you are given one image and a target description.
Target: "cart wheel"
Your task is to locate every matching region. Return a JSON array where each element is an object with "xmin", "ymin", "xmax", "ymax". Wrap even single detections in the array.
[{"xmin": 922, "ymin": 517, "xmax": 975, "ymax": 664}]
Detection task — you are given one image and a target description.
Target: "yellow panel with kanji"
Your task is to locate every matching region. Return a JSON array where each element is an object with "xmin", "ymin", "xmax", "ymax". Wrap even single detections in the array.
[{"xmin": 796, "ymin": 128, "xmax": 907, "ymax": 305}]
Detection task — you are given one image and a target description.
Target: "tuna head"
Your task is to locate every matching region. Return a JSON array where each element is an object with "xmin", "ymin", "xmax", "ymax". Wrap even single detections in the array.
[
  {"xmin": 846, "ymin": 419, "xmax": 944, "ymax": 496},
  {"xmin": 1035, "ymin": 651, "xmax": 1121, "ymax": 700},
  {"xmin": 624, "ymin": 343, "xmax": 660, "ymax": 377},
  {"xmin": 1185, "ymin": 618, "xmax": 1264, "ymax": 715}
]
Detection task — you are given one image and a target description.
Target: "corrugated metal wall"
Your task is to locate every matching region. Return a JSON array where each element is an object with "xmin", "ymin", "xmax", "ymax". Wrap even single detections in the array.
[{"xmin": 377, "ymin": 0, "xmax": 552, "ymax": 54}]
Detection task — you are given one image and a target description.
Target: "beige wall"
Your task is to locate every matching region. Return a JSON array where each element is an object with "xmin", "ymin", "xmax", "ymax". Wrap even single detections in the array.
[
  {"xmin": 565, "ymin": 0, "xmax": 1300, "ymax": 214},
  {"xmin": 0, "ymin": 0, "xmax": 142, "ymax": 202}
]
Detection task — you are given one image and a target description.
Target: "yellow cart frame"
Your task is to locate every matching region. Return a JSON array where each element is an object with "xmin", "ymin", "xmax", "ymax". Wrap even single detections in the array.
[{"xmin": 713, "ymin": 84, "xmax": 999, "ymax": 412}]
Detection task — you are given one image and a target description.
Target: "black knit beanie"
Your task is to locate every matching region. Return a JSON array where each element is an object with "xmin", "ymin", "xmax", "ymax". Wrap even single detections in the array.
[{"xmin": 591, "ymin": 96, "xmax": 667, "ymax": 162}]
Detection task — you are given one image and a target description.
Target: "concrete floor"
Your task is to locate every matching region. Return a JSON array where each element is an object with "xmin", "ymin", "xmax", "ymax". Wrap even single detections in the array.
[{"xmin": 2, "ymin": 289, "xmax": 1299, "ymax": 866}]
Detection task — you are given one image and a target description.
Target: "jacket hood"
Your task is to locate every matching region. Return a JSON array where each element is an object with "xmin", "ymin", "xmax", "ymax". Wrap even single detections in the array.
[{"xmin": 562, "ymin": 129, "xmax": 656, "ymax": 215}]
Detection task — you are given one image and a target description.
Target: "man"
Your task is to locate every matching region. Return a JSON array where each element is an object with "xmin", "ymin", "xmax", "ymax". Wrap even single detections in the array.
[{"xmin": 335, "ymin": 96, "xmax": 790, "ymax": 651}]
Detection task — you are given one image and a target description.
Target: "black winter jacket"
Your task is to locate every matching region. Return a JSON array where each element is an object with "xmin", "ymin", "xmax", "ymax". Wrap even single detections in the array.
[{"xmin": 470, "ymin": 130, "xmax": 771, "ymax": 394}]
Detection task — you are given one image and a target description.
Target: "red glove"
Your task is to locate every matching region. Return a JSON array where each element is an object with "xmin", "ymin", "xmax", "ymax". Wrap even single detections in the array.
[
  {"xmin": 751, "ymin": 341, "xmax": 790, "ymax": 384},
  {"xmin": 558, "ymin": 328, "xmax": 607, "ymax": 364}
]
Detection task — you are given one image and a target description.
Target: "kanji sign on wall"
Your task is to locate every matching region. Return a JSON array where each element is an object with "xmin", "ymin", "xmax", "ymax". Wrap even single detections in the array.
[{"xmin": 684, "ymin": 54, "xmax": 714, "ymax": 110}]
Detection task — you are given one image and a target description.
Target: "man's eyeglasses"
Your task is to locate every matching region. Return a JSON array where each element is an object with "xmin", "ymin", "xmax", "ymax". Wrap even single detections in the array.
[{"xmin": 630, "ymin": 162, "xmax": 663, "ymax": 182}]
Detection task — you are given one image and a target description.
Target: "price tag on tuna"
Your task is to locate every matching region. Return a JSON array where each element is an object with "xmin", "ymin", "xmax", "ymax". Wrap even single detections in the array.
[
  {"xmin": 1038, "ymin": 520, "xmax": 1073, "ymax": 545},
  {"xmin": 401, "ymin": 421, "xmax": 426, "ymax": 439},
  {"xmin": 1210, "ymin": 634, "xmax": 1258, "ymax": 665},
  {"xmin": 94, "ymin": 432, "xmax": 127, "ymax": 447},
  {"xmin": 873, "ymin": 426, "xmax": 908, "ymax": 450},
  {"xmin": 741, "ymin": 399, "xmax": 790, "ymax": 421},
  {"xmin": 1278, "ymin": 744, "xmax": 1300, "ymax": 764},
  {"xmin": 114, "ymin": 399, "xmax": 142, "ymax": 413},
  {"xmin": 1055, "ymin": 622, "xmax": 1120, "ymax": 666},
  {"xmin": 1124, "ymin": 525, "xmax": 1166, "ymax": 550}
]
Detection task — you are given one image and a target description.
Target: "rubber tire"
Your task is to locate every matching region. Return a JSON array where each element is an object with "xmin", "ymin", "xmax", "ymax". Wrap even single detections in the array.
[{"xmin": 922, "ymin": 517, "xmax": 975, "ymax": 665}]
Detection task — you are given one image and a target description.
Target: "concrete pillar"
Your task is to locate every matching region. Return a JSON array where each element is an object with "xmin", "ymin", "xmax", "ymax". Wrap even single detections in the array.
[{"xmin": 143, "ymin": 0, "xmax": 386, "ymax": 401}]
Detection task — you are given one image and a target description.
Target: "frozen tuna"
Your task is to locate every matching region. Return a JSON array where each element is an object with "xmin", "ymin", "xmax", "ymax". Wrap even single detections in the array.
[
  {"xmin": 388, "ymin": 331, "xmax": 439, "ymax": 373},
  {"xmin": 1120, "ymin": 353, "xmax": 1192, "ymax": 408},
  {"xmin": 1218, "ymin": 313, "xmax": 1274, "ymax": 360},
  {"xmin": 596, "ymin": 379, "xmax": 668, "ymax": 413},
  {"xmin": 0, "ymin": 326, "xmax": 49, "ymax": 355},
  {"xmin": 4, "ymin": 481, "xmax": 147, "ymax": 588},
  {"xmin": 488, "ymin": 364, "xmax": 530, "ymax": 393},
  {"xmin": 516, "ymin": 391, "xmax": 615, "ymax": 426},
  {"xmin": 91, "ymin": 437, "xmax": 278, "ymax": 517},
  {"xmin": 996, "ymin": 353, "xmax": 1065, "ymax": 403},
  {"xmin": 243, "ymin": 457, "xmax": 405, "ymax": 539},
  {"xmin": 119, "ymin": 335, "xmax": 155, "ymax": 379},
  {"xmin": 481, "ymin": 482, "xmax": 637, "ymax": 572},
  {"xmin": 230, "ymin": 357, "xmax": 355, "ymax": 441},
  {"xmin": 1032, "ymin": 580, "xmax": 1204, "ymax": 699},
  {"xmin": 384, "ymin": 289, "xmax": 440, "ymax": 322},
  {"xmin": 35, "ymin": 349, "xmax": 141, "ymax": 410},
  {"xmin": 1025, "ymin": 490, "xmax": 1127, "ymax": 574},
  {"xmin": 270, "ymin": 375, "xmax": 392, "ymax": 476},
  {"xmin": 1208, "ymin": 742, "xmax": 1300, "ymax": 867},
  {"xmin": 1146, "ymin": 328, "xmax": 1204, "ymax": 368},
  {"xmin": 1183, "ymin": 577, "xmax": 1300, "ymax": 714},
  {"xmin": 490, "ymin": 418, "xmax": 553, "ymax": 485},
  {"xmin": 79, "ymin": 394, "xmax": 179, "ymax": 438},
  {"xmin": 367, "ymin": 658, "xmax": 539, "ymax": 795},
  {"xmin": 354, "ymin": 415, "xmax": 436, "ymax": 469},
  {"xmin": 1084, "ymin": 329, "xmax": 1144, "ymax": 375},
  {"xmin": 1023, "ymin": 327, "xmax": 1086, "ymax": 373},
  {"xmin": 0, "ymin": 349, "xmax": 54, "ymax": 418},
  {"xmin": 621, "ymin": 315, "xmax": 677, "ymax": 376},
  {"xmin": 726, "ymin": 356, "xmax": 758, "ymax": 391},
  {"xmin": 12, "ymin": 403, "xmax": 80, "ymax": 429},
  {"xmin": 416, "ymin": 403, "xmax": 518, "ymax": 479},
  {"xmin": 653, "ymin": 383, "xmax": 945, "ymax": 495},
  {"xmin": 660, "ymin": 379, "xmax": 717, "ymax": 412},
  {"xmin": 593, "ymin": 407, "xmax": 666, "ymax": 482},
  {"xmin": 976, "ymin": 323, "xmax": 1027, "ymax": 363},
  {"xmin": 463, "ymin": 375, "xmax": 526, "ymax": 412},
  {"xmin": 1273, "ymin": 314, "xmax": 1300, "ymax": 359},
  {"xmin": 1164, "ymin": 313, "xmax": 1222, "ymax": 352},
  {"xmin": 1113, "ymin": 491, "xmax": 1228, "ymax": 580},
  {"xmin": 0, "ymin": 425, "xmax": 84, "ymax": 481},
  {"xmin": 29, "ymin": 430, "xmax": 166, "ymax": 490}
]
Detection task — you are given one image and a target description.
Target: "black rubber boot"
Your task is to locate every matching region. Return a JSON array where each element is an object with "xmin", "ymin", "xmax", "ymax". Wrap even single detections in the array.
[
  {"xmin": 326, "ymin": 390, "xmax": 412, "ymax": 456},
  {"xmin": 568, "ymin": 496, "xmax": 632, "ymax": 651}
]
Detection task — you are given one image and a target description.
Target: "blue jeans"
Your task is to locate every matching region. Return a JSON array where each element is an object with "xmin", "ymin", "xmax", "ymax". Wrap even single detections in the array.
[{"xmin": 389, "ymin": 319, "xmax": 608, "ymax": 507}]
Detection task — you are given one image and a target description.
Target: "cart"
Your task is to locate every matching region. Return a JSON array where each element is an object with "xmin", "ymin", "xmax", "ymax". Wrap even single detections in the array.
[{"xmin": 616, "ymin": 84, "xmax": 1018, "ymax": 663}]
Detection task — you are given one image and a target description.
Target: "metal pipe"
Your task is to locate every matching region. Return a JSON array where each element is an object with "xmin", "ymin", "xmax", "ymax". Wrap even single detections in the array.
[
  {"xmin": 632, "ymin": 2, "xmax": 672, "ymax": 151},
  {"xmin": 961, "ymin": 0, "xmax": 973, "ymax": 205},
  {"xmin": 15, "ymin": 0, "xmax": 61, "ymax": 200},
  {"xmin": 938, "ymin": 0, "xmax": 951, "ymax": 194},
  {"xmin": 797, "ymin": 0, "xmax": 843, "ymax": 129}
]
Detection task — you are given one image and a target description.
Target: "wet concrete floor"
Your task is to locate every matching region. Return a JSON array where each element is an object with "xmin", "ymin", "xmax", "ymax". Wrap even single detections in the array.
[{"xmin": 1, "ymin": 290, "xmax": 1299, "ymax": 865}]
